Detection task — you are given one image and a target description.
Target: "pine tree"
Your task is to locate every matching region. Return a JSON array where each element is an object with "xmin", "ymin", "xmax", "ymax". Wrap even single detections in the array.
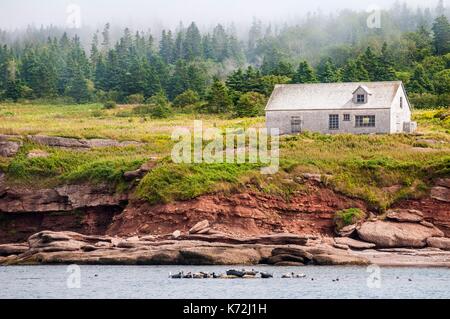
[
  {"xmin": 317, "ymin": 58, "xmax": 340, "ymax": 83},
  {"xmin": 159, "ymin": 30, "xmax": 175, "ymax": 64},
  {"xmin": 207, "ymin": 79, "xmax": 232, "ymax": 113},
  {"xmin": 292, "ymin": 61, "xmax": 317, "ymax": 83},
  {"xmin": 407, "ymin": 64, "xmax": 434, "ymax": 93},
  {"xmin": 148, "ymin": 91, "xmax": 172, "ymax": 118},
  {"xmin": 65, "ymin": 66, "xmax": 90, "ymax": 103},
  {"xmin": 184, "ymin": 22, "xmax": 202, "ymax": 61},
  {"xmin": 360, "ymin": 47, "xmax": 380, "ymax": 81},
  {"xmin": 375, "ymin": 43, "xmax": 397, "ymax": 81},
  {"xmin": 90, "ymin": 32, "xmax": 100, "ymax": 67},
  {"xmin": 432, "ymin": 15, "xmax": 450, "ymax": 55},
  {"xmin": 101, "ymin": 23, "xmax": 111, "ymax": 52},
  {"xmin": 342, "ymin": 59, "xmax": 370, "ymax": 82},
  {"xmin": 226, "ymin": 68, "xmax": 246, "ymax": 92},
  {"xmin": 211, "ymin": 24, "xmax": 229, "ymax": 62}
]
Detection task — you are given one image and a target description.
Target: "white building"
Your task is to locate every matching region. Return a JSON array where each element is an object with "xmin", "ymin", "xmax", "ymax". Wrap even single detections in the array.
[{"xmin": 265, "ymin": 81, "xmax": 416, "ymax": 135}]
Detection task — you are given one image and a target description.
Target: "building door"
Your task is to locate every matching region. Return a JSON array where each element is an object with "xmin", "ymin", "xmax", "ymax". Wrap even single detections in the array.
[
  {"xmin": 291, "ymin": 116, "xmax": 302, "ymax": 133},
  {"xmin": 396, "ymin": 114, "xmax": 402, "ymax": 132}
]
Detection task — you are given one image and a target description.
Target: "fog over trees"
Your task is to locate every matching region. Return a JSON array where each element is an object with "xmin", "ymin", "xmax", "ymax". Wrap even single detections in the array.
[{"xmin": 0, "ymin": 0, "xmax": 449, "ymax": 112}]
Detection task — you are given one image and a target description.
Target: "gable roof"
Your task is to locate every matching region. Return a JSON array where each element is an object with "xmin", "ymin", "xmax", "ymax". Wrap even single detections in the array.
[
  {"xmin": 265, "ymin": 81, "xmax": 404, "ymax": 111},
  {"xmin": 353, "ymin": 85, "xmax": 372, "ymax": 95}
]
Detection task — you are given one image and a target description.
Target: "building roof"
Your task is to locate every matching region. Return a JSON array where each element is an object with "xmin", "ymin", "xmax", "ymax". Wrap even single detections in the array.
[{"xmin": 265, "ymin": 81, "xmax": 404, "ymax": 111}]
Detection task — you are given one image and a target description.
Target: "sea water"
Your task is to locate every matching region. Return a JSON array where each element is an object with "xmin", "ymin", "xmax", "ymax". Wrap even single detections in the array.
[{"xmin": 0, "ymin": 265, "xmax": 448, "ymax": 299}]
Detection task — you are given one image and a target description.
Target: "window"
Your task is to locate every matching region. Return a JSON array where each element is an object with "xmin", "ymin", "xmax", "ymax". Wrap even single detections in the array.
[
  {"xmin": 291, "ymin": 116, "xmax": 302, "ymax": 133},
  {"xmin": 356, "ymin": 94, "xmax": 365, "ymax": 103},
  {"xmin": 343, "ymin": 114, "xmax": 351, "ymax": 121},
  {"xmin": 355, "ymin": 115, "xmax": 375, "ymax": 128},
  {"xmin": 400, "ymin": 97, "xmax": 403, "ymax": 109},
  {"xmin": 329, "ymin": 114, "xmax": 339, "ymax": 130}
]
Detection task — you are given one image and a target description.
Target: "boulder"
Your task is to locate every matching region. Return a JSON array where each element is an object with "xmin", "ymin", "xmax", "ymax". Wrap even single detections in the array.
[
  {"xmin": 172, "ymin": 230, "xmax": 181, "ymax": 239},
  {"xmin": 0, "ymin": 243, "xmax": 29, "ymax": 256},
  {"xmin": 0, "ymin": 141, "xmax": 20, "ymax": 157},
  {"xmin": 335, "ymin": 237, "xmax": 376, "ymax": 250},
  {"xmin": 431, "ymin": 187, "xmax": 450, "ymax": 202},
  {"xmin": 27, "ymin": 135, "xmax": 143, "ymax": 150},
  {"xmin": 256, "ymin": 234, "xmax": 310, "ymax": 246},
  {"xmin": 420, "ymin": 221, "xmax": 435, "ymax": 228},
  {"xmin": 178, "ymin": 247, "xmax": 261, "ymax": 265},
  {"xmin": 333, "ymin": 243, "xmax": 350, "ymax": 250},
  {"xmin": 27, "ymin": 150, "xmax": 49, "ymax": 159},
  {"xmin": 427, "ymin": 237, "xmax": 450, "ymax": 250},
  {"xmin": 301, "ymin": 173, "xmax": 322, "ymax": 183},
  {"xmin": 313, "ymin": 254, "xmax": 370, "ymax": 266},
  {"xmin": 386, "ymin": 209, "xmax": 424, "ymax": 223},
  {"xmin": 189, "ymin": 220, "xmax": 210, "ymax": 234},
  {"xmin": 357, "ymin": 221, "xmax": 444, "ymax": 248},
  {"xmin": 86, "ymin": 139, "xmax": 142, "ymax": 148},
  {"xmin": 336, "ymin": 224, "xmax": 357, "ymax": 237},
  {"xmin": 123, "ymin": 161, "xmax": 157, "ymax": 181},
  {"xmin": 28, "ymin": 135, "xmax": 89, "ymax": 149},
  {"xmin": 435, "ymin": 178, "xmax": 450, "ymax": 189}
]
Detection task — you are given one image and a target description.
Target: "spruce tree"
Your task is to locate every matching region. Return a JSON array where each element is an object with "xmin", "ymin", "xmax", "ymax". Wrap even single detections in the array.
[
  {"xmin": 292, "ymin": 61, "xmax": 317, "ymax": 83},
  {"xmin": 341, "ymin": 59, "xmax": 370, "ymax": 82},
  {"xmin": 407, "ymin": 64, "xmax": 434, "ymax": 93},
  {"xmin": 207, "ymin": 79, "xmax": 232, "ymax": 113},
  {"xmin": 432, "ymin": 15, "xmax": 450, "ymax": 55},
  {"xmin": 184, "ymin": 22, "xmax": 202, "ymax": 61}
]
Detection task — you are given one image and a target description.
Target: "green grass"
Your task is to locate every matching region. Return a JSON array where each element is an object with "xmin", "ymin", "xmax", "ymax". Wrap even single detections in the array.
[
  {"xmin": 136, "ymin": 162, "xmax": 260, "ymax": 204},
  {"xmin": 0, "ymin": 102, "xmax": 449, "ymax": 210},
  {"xmin": 334, "ymin": 208, "xmax": 366, "ymax": 229}
]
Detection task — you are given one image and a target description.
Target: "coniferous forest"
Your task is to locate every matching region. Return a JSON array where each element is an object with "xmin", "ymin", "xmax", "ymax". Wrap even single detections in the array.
[{"xmin": 0, "ymin": 1, "xmax": 449, "ymax": 116}]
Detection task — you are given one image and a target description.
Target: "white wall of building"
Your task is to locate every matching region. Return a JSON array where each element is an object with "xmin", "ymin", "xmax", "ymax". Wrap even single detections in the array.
[
  {"xmin": 390, "ymin": 86, "xmax": 412, "ymax": 133},
  {"xmin": 266, "ymin": 108, "xmax": 392, "ymax": 135}
]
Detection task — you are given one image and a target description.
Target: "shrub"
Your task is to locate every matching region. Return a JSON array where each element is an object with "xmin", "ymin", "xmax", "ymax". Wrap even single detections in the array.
[
  {"xmin": 126, "ymin": 94, "xmax": 145, "ymax": 105},
  {"xmin": 334, "ymin": 208, "xmax": 366, "ymax": 230},
  {"xmin": 173, "ymin": 90, "xmax": 200, "ymax": 108},
  {"xmin": 103, "ymin": 101, "xmax": 117, "ymax": 109},
  {"xmin": 235, "ymin": 91, "xmax": 267, "ymax": 117}
]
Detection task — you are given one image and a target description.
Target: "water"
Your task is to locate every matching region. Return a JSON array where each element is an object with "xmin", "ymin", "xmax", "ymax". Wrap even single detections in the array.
[{"xmin": 0, "ymin": 265, "xmax": 448, "ymax": 299}]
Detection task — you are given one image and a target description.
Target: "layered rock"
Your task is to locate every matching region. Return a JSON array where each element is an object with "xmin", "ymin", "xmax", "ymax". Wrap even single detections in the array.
[
  {"xmin": 0, "ymin": 230, "xmax": 370, "ymax": 267},
  {"xmin": 0, "ymin": 141, "xmax": 21, "ymax": 157},
  {"xmin": 107, "ymin": 186, "xmax": 368, "ymax": 239},
  {"xmin": 27, "ymin": 135, "xmax": 143, "ymax": 149},
  {"xmin": 386, "ymin": 209, "xmax": 424, "ymax": 223},
  {"xmin": 0, "ymin": 183, "xmax": 128, "ymax": 213},
  {"xmin": 357, "ymin": 220, "xmax": 444, "ymax": 248},
  {"xmin": 426, "ymin": 237, "xmax": 450, "ymax": 250},
  {"xmin": 334, "ymin": 237, "xmax": 376, "ymax": 250}
]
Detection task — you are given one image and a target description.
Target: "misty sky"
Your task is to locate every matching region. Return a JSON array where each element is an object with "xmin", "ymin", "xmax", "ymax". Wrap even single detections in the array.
[{"xmin": 0, "ymin": 0, "xmax": 435, "ymax": 30}]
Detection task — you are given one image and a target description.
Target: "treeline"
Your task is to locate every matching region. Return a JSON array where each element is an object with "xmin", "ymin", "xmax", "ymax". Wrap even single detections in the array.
[{"xmin": 0, "ymin": 2, "xmax": 449, "ymax": 115}]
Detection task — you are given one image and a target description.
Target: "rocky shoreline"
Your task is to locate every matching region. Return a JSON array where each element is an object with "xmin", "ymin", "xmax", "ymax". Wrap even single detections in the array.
[
  {"xmin": 1, "ymin": 217, "xmax": 449, "ymax": 267},
  {"xmin": 1, "ymin": 151, "xmax": 449, "ymax": 267}
]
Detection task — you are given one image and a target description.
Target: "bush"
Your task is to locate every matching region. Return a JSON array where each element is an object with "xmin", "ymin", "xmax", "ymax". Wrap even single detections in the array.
[
  {"xmin": 409, "ymin": 93, "xmax": 450, "ymax": 108},
  {"xmin": 173, "ymin": 90, "xmax": 200, "ymax": 108},
  {"xmin": 334, "ymin": 208, "xmax": 365, "ymax": 230},
  {"xmin": 126, "ymin": 94, "xmax": 145, "ymax": 105},
  {"xmin": 235, "ymin": 91, "xmax": 267, "ymax": 117},
  {"xmin": 103, "ymin": 101, "xmax": 117, "ymax": 109}
]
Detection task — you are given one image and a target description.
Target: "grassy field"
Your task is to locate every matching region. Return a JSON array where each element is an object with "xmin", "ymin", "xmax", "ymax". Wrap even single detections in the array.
[{"xmin": 0, "ymin": 102, "xmax": 449, "ymax": 211}]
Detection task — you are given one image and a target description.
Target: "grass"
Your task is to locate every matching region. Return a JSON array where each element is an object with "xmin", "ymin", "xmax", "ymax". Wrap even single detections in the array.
[
  {"xmin": 0, "ymin": 102, "xmax": 449, "ymax": 210},
  {"xmin": 334, "ymin": 208, "xmax": 366, "ymax": 229},
  {"xmin": 136, "ymin": 162, "xmax": 260, "ymax": 204}
]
